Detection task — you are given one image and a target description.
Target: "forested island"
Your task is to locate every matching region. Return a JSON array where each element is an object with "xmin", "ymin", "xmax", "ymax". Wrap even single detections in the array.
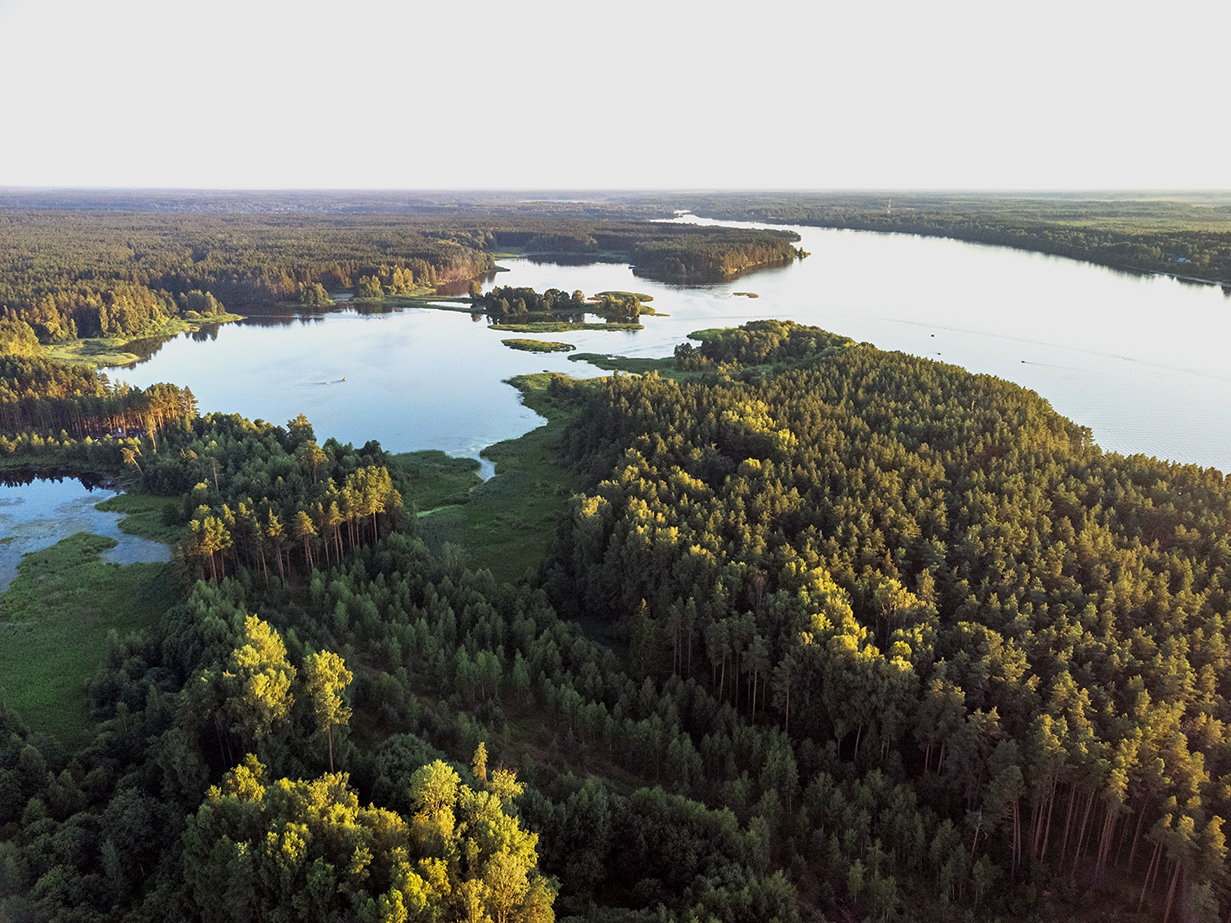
[{"xmin": 2, "ymin": 195, "xmax": 1231, "ymax": 923}]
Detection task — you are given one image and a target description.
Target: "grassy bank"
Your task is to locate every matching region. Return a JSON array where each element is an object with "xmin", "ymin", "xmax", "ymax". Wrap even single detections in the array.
[
  {"xmin": 44, "ymin": 313, "xmax": 243, "ymax": 367},
  {"xmin": 350, "ymin": 287, "xmax": 440, "ymax": 304},
  {"xmin": 412, "ymin": 374, "xmax": 582, "ymax": 585},
  {"xmin": 568, "ymin": 352, "xmax": 691, "ymax": 379},
  {"xmin": 392, "ymin": 450, "xmax": 483, "ymax": 512},
  {"xmin": 95, "ymin": 491, "xmax": 184, "ymax": 544},
  {"xmin": 595, "ymin": 291, "xmax": 654, "ymax": 302},
  {"xmin": 0, "ymin": 534, "xmax": 176, "ymax": 744}
]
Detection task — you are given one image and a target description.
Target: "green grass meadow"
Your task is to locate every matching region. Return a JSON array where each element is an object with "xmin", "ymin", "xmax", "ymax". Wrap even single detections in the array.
[
  {"xmin": 411, "ymin": 374, "xmax": 581, "ymax": 585},
  {"xmin": 0, "ymin": 533, "xmax": 176, "ymax": 744}
]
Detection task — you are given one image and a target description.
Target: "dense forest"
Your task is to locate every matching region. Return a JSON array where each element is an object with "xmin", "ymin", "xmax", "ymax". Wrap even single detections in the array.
[
  {"xmin": 484, "ymin": 224, "xmax": 805, "ymax": 281},
  {"xmin": 0, "ymin": 195, "xmax": 806, "ymax": 345},
  {"xmin": 3, "ymin": 307, "xmax": 1231, "ymax": 921},
  {"xmin": 472, "ymin": 288, "xmax": 589, "ymax": 320},
  {"xmin": 544, "ymin": 320, "xmax": 1231, "ymax": 920},
  {"xmin": 0, "ymin": 211, "xmax": 497, "ymax": 342},
  {"xmin": 628, "ymin": 192, "xmax": 1231, "ymax": 288}
]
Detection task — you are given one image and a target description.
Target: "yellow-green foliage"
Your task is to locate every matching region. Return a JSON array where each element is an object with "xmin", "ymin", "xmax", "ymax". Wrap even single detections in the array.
[
  {"xmin": 0, "ymin": 317, "xmax": 44, "ymax": 357},
  {"xmin": 216, "ymin": 614, "xmax": 297, "ymax": 744},
  {"xmin": 182, "ymin": 753, "xmax": 555, "ymax": 923}
]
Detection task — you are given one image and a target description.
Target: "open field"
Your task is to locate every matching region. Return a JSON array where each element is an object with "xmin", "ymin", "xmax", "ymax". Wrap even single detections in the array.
[{"xmin": 412, "ymin": 374, "xmax": 580, "ymax": 585}]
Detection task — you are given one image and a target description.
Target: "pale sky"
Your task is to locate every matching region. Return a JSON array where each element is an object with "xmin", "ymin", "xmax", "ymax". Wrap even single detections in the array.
[{"xmin": 0, "ymin": 0, "xmax": 1226, "ymax": 190}]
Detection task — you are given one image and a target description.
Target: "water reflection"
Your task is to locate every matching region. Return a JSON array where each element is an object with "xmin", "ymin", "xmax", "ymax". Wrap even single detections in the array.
[
  {"xmin": 121, "ymin": 335, "xmax": 178, "ymax": 364},
  {"xmin": 525, "ymin": 254, "xmax": 623, "ymax": 268},
  {"xmin": 435, "ymin": 270, "xmax": 500, "ymax": 296},
  {"xmin": 238, "ymin": 308, "xmax": 332, "ymax": 328},
  {"xmin": 1173, "ymin": 275, "xmax": 1218, "ymax": 290},
  {"xmin": 0, "ymin": 469, "xmax": 113, "ymax": 490},
  {"xmin": 191, "ymin": 324, "xmax": 223, "ymax": 342}
]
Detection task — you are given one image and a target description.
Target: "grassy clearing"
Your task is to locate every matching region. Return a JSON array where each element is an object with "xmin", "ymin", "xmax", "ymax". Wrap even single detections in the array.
[
  {"xmin": 392, "ymin": 450, "xmax": 483, "ymax": 512},
  {"xmin": 413, "ymin": 374, "xmax": 582, "ymax": 585},
  {"xmin": 501, "ymin": 338, "xmax": 576, "ymax": 353},
  {"xmin": 45, "ymin": 314, "xmax": 243, "ymax": 367},
  {"xmin": 45, "ymin": 337, "xmax": 145, "ymax": 366},
  {"xmin": 0, "ymin": 533, "xmax": 176, "ymax": 744}
]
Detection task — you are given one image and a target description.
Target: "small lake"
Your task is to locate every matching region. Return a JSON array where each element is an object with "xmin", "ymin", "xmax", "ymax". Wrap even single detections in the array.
[
  {"xmin": 0, "ymin": 479, "xmax": 171, "ymax": 593},
  {"xmin": 111, "ymin": 220, "xmax": 1231, "ymax": 474}
]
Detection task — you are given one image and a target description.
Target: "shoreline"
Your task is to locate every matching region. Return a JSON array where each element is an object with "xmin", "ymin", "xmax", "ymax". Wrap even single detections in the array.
[
  {"xmin": 44, "ymin": 313, "xmax": 245, "ymax": 368},
  {"xmin": 694, "ymin": 215, "xmax": 1231, "ymax": 290}
]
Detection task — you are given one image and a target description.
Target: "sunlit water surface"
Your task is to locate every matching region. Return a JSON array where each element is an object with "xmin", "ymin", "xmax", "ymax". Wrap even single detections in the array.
[{"xmin": 110, "ymin": 220, "xmax": 1231, "ymax": 473}]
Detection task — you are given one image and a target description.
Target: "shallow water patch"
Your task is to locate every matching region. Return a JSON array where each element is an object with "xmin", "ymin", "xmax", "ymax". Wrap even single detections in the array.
[{"xmin": 0, "ymin": 478, "xmax": 171, "ymax": 594}]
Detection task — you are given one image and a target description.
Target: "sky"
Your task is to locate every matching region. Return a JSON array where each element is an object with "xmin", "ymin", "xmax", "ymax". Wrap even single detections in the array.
[{"xmin": 0, "ymin": 0, "xmax": 1226, "ymax": 191}]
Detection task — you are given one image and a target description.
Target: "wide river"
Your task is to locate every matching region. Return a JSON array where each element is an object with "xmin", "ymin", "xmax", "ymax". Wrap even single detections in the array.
[{"xmin": 113, "ymin": 218, "xmax": 1231, "ymax": 475}]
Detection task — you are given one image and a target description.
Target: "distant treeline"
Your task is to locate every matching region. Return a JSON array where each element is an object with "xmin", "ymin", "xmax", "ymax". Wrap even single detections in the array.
[
  {"xmin": 634, "ymin": 192, "xmax": 1231, "ymax": 286},
  {"xmin": 0, "ymin": 206, "xmax": 808, "ymax": 343}
]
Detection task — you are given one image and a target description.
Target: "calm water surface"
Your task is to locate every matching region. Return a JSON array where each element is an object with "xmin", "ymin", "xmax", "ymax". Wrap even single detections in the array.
[
  {"xmin": 112, "ymin": 221, "xmax": 1231, "ymax": 473},
  {"xmin": 0, "ymin": 479, "xmax": 171, "ymax": 592}
]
